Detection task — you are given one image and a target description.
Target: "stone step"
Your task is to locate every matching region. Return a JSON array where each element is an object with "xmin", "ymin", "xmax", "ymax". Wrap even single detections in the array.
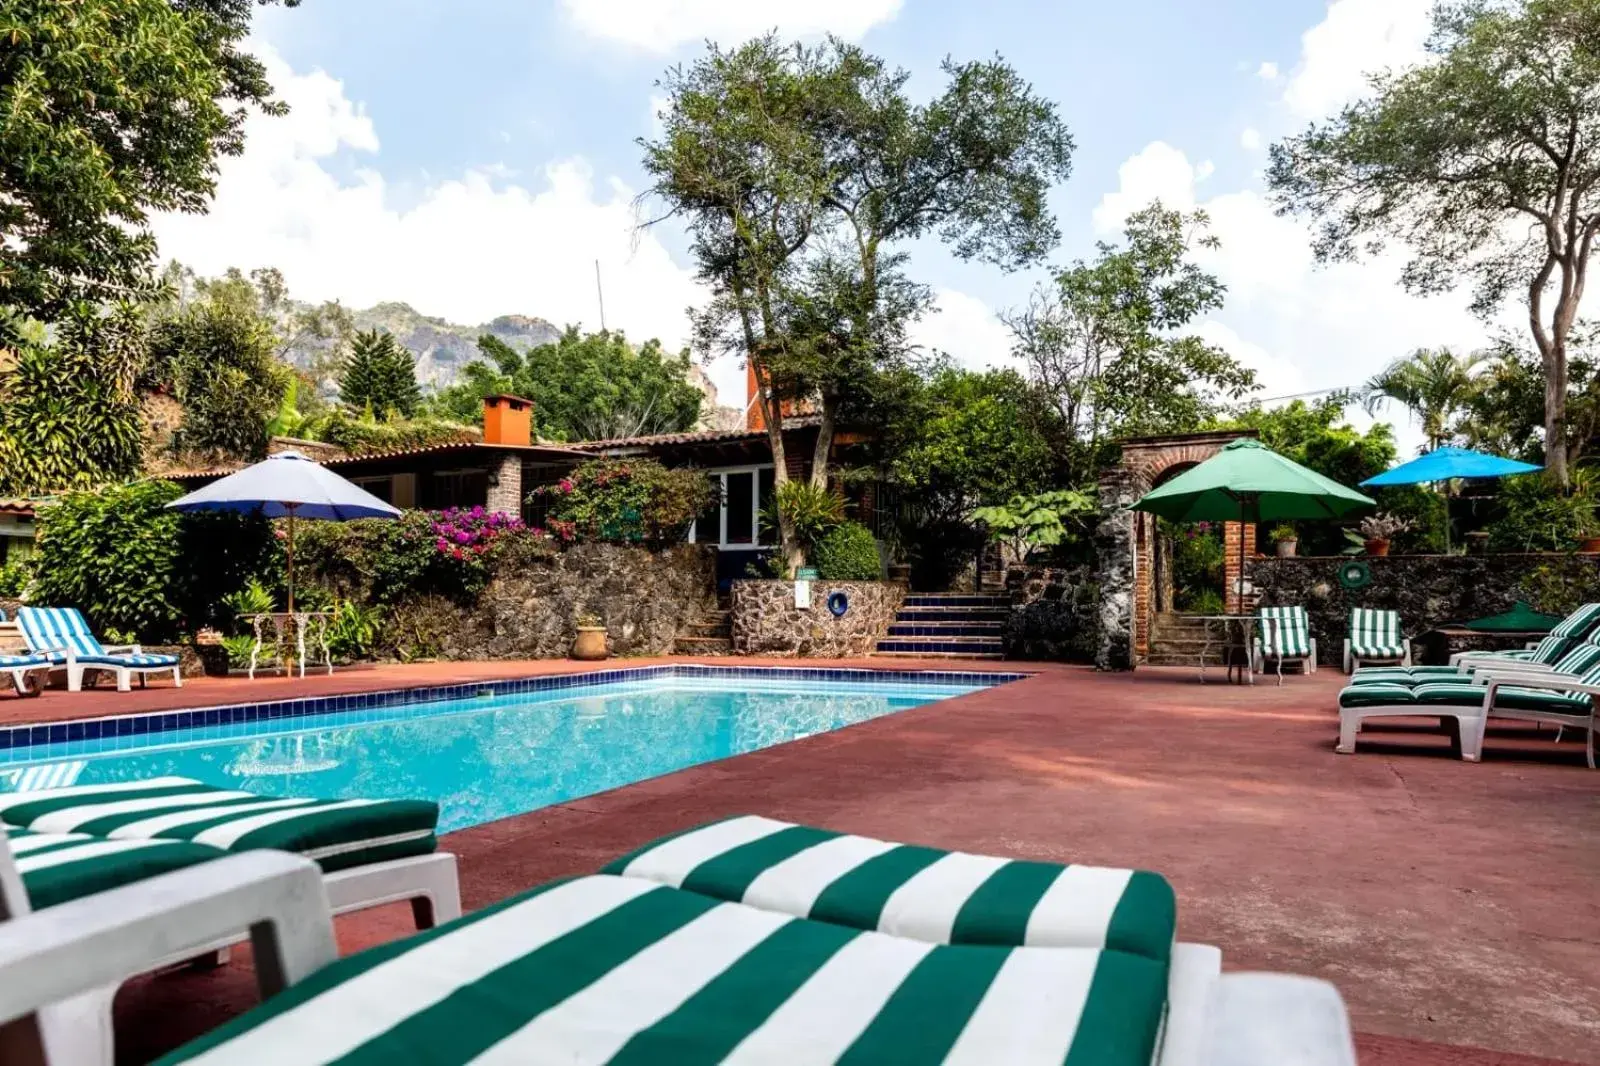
[
  {"xmin": 870, "ymin": 646, "xmax": 1004, "ymax": 656},
  {"xmin": 887, "ymin": 622, "xmax": 1004, "ymax": 638},
  {"xmin": 875, "ymin": 637, "xmax": 1005, "ymax": 657},
  {"xmin": 903, "ymin": 595, "xmax": 1011, "ymax": 609},
  {"xmin": 686, "ymin": 621, "xmax": 732, "ymax": 638},
  {"xmin": 674, "ymin": 636, "xmax": 734, "ymax": 656},
  {"xmin": 895, "ymin": 608, "xmax": 1010, "ymax": 623}
]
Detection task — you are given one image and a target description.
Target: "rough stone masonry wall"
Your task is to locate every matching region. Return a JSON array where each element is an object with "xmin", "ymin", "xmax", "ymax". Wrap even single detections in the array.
[
  {"xmin": 1253, "ymin": 553, "xmax": 1600, "ymax": 666},
  {"xmin": 730, "ymin": 580, "xmax": 905, "ymax": 657},
  {"xmin": 380, "ymin": 543, "xmax": 715, "ymax": 661},
  {"xmin": 1002, "ymin": 567, "xmax": 1100, "ymax": 663}
]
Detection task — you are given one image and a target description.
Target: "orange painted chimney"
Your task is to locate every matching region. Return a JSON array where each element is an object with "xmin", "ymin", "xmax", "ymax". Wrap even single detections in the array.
[{"xmin": 483, "ymin": 394, "xmax": 534, "ymax": 446}]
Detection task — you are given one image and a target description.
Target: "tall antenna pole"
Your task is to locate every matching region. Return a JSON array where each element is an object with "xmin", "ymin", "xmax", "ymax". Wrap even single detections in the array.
[{"xmin": 594, "ymin": 259, "xmax": 607, "ymax": 332}]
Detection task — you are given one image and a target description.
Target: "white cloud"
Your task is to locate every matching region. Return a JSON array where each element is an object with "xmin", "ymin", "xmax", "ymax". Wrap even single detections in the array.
[
  {"xmin": 558, "ymin": 0, "xmax": 903, "ymax": 52},
  {"xmin": 1092, "ymin": 141, "xmax": 1498, "ymax": 452},
  {"xmin": 152, "ymin": 46, "xmax": 719, "ymax": 388},
  {"xmin": 1256, "ymin": 61, "xmax": 1280, "ymax": 81},
  {"xmin": 1240, "ymin": 127, "xmax": 1263, "ymax": 151},
  {"xmin": 909, "ymin": 289, "xmax": 1019, "ymax": 373},
  {"xmin": 1282, "ymin": 0, "xmax": 1432, "ymax": 121}
]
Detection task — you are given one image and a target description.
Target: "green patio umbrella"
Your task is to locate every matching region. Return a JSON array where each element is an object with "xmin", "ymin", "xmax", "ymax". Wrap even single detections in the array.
[{"xmin": 1133, "ymin": 438, "xmax": 1376, "ymax": 605}]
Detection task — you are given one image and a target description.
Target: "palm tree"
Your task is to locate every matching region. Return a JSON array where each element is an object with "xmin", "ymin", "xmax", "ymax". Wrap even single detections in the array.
[{"xmin": 1362, "ymin": 347, "xmax": 1485, "ymax": 451}]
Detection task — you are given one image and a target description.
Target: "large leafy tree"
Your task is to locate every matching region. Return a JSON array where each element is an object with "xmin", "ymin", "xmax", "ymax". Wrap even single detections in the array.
[
  {"xmin": 429, "ymin": 328, "xmax": 703, "ymax": 441},
  {"xmin": 339, "ymin": 329, "xmax": 422, "ymax": 419},
  {"xmin": 1004, "ymin": 204, "xmax": 1258, "ymax": 483},
  {"xmin": 1267, "ymin": 0, "xmax": 1600, "ymax": 484},
  {"xmin": 0, "ymin": 303, "xmax": 146, "ymax": 494},
  {"xmin": 146, "ymin": 269, "xmax": 288, "ymax": 463},
  {"xmin": 641, "ymin": 35, "xmax": 1073, "ymax": 567},
  {"xmin": 0, "ymin": 0, "xmax": 295, "ymax": 320},
  {"xmin": 1361, "ymin": 347, "xmax": 1486, "ymax": 452}
]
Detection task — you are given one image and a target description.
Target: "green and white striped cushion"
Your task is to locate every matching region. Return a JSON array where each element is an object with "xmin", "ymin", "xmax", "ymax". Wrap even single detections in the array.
[
  {"xmin": 0, "ymin": 777, "xmax": 437, "ymax": 873},
  {"xmin": 1551, "ymin": 602, "xmax": 1600, "ymax": 639},
  {"xmin": 1257, "ymin": 605, "xmax": 1311, "ymax": 659},
  {"xmin": 1411, "ymin": 682, "xmax": 1592, "ymax": 714},
  {"xmin": 6, "ymin": 825, "xmax": 226, "ymax": 910},
  {"xmin": 1354, "ymin": 640, "xmax": 1600, "ymax": 687},
  {"xmin": 601, "ymin": 817, "xmax": 1176, "ymax": 964},
  {"xmin": 1349, "ymin": 608, "xmax": 1405, "ymax": 658},
  {"xmin": 159, "ymin": 874, "xmax": 1169, "ymax": 1066}
]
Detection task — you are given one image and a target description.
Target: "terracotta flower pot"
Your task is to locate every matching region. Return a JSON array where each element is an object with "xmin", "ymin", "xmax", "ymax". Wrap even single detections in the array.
[
  {"xmin": 1275, "ymin": 539, "xmax": 1298, "ymax": 559},
  {"xmin": 1365, "ymin": 538, "xmax": 1391, "ymax": 557},
  {"xmin": 571, "ymin": 626, "xmax": 609, "ymax": 661},
  {"xmin": 1579, "ymin": 536, "xmax": 1600, "ymax": 554}
]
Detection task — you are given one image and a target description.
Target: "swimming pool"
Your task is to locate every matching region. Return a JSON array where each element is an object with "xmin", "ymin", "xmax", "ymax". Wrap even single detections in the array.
[{"xmin": 0, "ymin": 667, "xmax": 1018, "ymax": 833}]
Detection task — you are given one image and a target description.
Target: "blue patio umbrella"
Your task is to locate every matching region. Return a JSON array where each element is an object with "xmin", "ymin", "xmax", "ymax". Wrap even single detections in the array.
[
  {"xmin": 1361, "ymin": 446, "xmax": 1541, "ymax": 551},
  {"xmin": 167, "ymin": 450, "xmax": 401, "ymax": 611},
  {"xmin": 1360, "ymin": 446, "xmax": 1542, "ymax": 487}
]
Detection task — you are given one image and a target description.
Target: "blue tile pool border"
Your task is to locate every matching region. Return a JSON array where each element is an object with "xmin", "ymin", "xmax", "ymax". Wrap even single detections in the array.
[{"xmin": 0, "ymin": 664, "xmax": 1029, "ymax": 758}]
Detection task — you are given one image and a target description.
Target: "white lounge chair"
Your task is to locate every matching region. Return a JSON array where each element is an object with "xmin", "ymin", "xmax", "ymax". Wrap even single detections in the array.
[
  {"xmin": 16, "ymin": 607, "xmax": 181, "ymax": 693},
  {"xmin": 0, "ymin": 653, "xmax": 54, "ymax": 698},
  {"xmin": 0, "ymin": 776, "xmax": 460, "ymax": 1064},
  {"xmin": 0, "ymin": 818, "xmax": 1358, "ymax": 1066},
  {"xmin": 1337, "ymin": 660, "xmax": 1600, "ymax": 765},
  {"xmin": 1342, "ymin": 607, "xmax": 1410, "ymax": 673},
  {"xmin": 1351, "ymin": 638, "xmax": 1600, "ymax": 688},
  {"xmin": 1254, "ymin": 604, "xmax": 1317, "ymax": 680}
]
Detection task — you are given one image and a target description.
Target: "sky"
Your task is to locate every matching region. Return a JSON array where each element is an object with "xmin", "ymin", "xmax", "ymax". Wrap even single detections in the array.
[{"xmin": 150, "ymin": 0, "xmax": 1490, "ymax": 449}]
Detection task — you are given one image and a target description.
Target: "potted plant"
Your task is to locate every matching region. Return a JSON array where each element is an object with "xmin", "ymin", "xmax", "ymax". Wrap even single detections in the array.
[
  {"xmin": 1270, "ymin": 524, "xmax": 1299, "ymax": 558},
  {"xmin": 571, "ymin": 611, "xmax": 608, "ymax": 660},
  {"xmin": 1357, "ymin": 513, "xmax": 1413, "ymax": 557}
]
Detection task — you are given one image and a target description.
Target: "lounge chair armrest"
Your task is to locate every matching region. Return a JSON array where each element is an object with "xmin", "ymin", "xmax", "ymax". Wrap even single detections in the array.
[
  {"xmin": 1467, "ymin": 659, "xmax": 1555, "ymax": 676},
  {"xmin": 0, "ymin": 851, "xmax": 337, "ymax": 1028},
  {"xmin": 1486, "ymin": 675, "xmax": 1600, "ymax": 698},
  {"xmin": 1472, "ymin": 665, "xmax": 1569, "ymax": 684},
  {"xmin": 100, "ymin": 644, "xmax": 139, "ymax": 655},
  {"xmin": 1205, "ymin": 973, "xmax": 1357, "ymax": 1066}
]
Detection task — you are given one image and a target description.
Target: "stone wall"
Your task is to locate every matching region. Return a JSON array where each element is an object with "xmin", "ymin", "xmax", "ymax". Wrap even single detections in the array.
[
  {"xmin": 380, "ymin": 544, "xmax": 715, "ymax": 661},
  {"xmin": 1253, "ymin": 553, "xmax": 1600, "ymax": 666},
  {"xmin": 730, "ymin": 580, "xmax": 905, "ymax": 657},
  {"xmin": 1002, "ymin": 567, "xmax": 1099, "ymax": 663}
]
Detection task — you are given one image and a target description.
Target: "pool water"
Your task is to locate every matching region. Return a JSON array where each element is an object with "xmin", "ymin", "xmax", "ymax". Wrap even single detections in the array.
[{"xmin": 0, "ymin": 674, "xmax": 995, "ymax": 833}]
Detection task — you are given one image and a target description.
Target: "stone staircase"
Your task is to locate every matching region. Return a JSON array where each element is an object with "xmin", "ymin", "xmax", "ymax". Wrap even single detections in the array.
[
  {"xmin": 875, "ymin": 593, "xmax": 1009, "ymax": 660},
  {"xmin": 675, "ymin": 604, "xmax": 733, "ymax": 656},
  {"xmin": 1145, "ymin": 612, "xmax": 1232, "ymax": 667}
]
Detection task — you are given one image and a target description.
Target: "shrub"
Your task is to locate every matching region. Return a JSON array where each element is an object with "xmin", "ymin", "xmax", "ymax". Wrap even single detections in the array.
[
  {"xmin": 31, "ymin": 480, "xmax": 277, "ymax": 641},
  {"xmin": 765, "ymin": 481, "xmax": 845, "ymax": 551},
  {"xmin": 1487, "ymin": 474, "xmax": 1595, "ymax": 552},
  {"xmin": 535, "ymin": 459, "xmax": 712, "ymax": 548},
  {"xmin": 812, "ymin": 522, "xmax": 882, "ymax": 580},
  {"xmin": 0, "ymin": 559, "xmax": 33, "ymax": 598},
  {"xmin": 325, "ymin": 599, "xmax": 384, "ymax": 662}
]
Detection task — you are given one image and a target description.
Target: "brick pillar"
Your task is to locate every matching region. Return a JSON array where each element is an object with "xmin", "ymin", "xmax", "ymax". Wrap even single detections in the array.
[
  {"xmin": 1134, "ymin": 513, "xmax": 1153, "ymax": 658},
  {"xmin": 486, "ymin": 454, "xmax": 522, "ymax": 516},
  {"xmin": 1223, "ymin": 520, "xmax": 1257, "ymax": 614}
]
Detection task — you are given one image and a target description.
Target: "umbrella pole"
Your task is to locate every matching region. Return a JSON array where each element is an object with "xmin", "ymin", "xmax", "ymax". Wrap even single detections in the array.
[{"xmin": 287, "ymin": 505, "xmax": 296, "ymax": 615}]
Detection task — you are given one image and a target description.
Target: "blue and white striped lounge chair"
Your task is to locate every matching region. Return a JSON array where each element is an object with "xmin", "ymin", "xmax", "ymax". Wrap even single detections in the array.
[
  {"xmin": 0, "ymin": 818, "xmax": 1358, "ymax": 1066},
  {"xmin": 0, "ymin": 652, "xmax": 54, "ymax": 698},
  {"xmin": 1337, "ymin": 660, "xmax": 1600, "ymax": 766},
  {"xmin": 16, "ymin": 607, "xmax": 181, "ymax": 693},
  {"xmin": 1342, "ymin": 607, "xmax": 1409, "ymax": 673},
  {"xmin": 1350, "ymin": 637, "xmax": 1600, "ymax": 688},
  {"xmin": 1253, "ymin": 605, "xmax": 1316, "ymax": 679},
  {"xmin": 0, "ymin": 776, "xmax": 461, "ymax": 1065}
]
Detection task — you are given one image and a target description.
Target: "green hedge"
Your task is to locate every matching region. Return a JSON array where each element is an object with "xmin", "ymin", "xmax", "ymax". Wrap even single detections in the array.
[{"xmin": 813, "ymin": 522, "xmax": 882, "ymax": 581}]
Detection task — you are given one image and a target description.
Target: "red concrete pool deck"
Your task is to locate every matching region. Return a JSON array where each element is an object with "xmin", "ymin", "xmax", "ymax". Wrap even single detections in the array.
[{"xmin": 3, "ymin": 660, "xmax": 1594, "ymax": 1065}]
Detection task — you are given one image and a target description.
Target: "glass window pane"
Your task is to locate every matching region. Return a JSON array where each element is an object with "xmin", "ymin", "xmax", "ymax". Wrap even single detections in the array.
[
  {"xmin": 757, "ymin": 467, "xmax": 775, "ymax": 545},
  {"xmin": 695, "ymin": 473, "xmax": 722, "ymax": 544},
  {"xmin": 725, "ymin": 471, "xmax": 754, "ymax": 545}
]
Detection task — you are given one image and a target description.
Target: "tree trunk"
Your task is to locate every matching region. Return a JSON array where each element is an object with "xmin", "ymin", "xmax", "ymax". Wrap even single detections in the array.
[
  {"xmin": 809, "ymin": 390, "xmax": 838, "ymax": 490},
  {"xmin": 751, "ymin": 358, "xmax": 804, "ymax": 573}
]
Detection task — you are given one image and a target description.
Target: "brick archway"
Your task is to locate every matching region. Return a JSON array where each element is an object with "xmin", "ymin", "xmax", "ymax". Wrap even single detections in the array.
[{"xmin": 1094, "ymin": 430, "xmax": 1257, "ymax": 670}]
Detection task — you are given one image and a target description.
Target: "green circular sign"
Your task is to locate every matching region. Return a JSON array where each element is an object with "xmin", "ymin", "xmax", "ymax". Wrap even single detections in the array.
[{"xmin": 1337, "ymin": 561, "xmax": 1373, "ymax": 590}]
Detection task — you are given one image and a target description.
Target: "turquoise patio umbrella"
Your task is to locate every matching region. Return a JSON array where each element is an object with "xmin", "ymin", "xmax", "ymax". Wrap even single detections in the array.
[
  {"xmin": 1360, "ymin": 446, "xmax": 1541, "ymax": 550},
  {"xmin": 1134, "ymin": 438, "xmax": 1376, "ymax": 602}
]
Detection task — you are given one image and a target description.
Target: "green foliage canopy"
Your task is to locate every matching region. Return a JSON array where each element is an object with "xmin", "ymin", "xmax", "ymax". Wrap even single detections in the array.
[
  {"xmin": 811, "ymin": 522, "xmax": 882, "ymax": 581},
  {"xmin": 1267, "ymin": 0, "xmax": 1600, "ymax": 482},
  {"xmin": 0, "ymin": 0, "xmax": 293, "ymax": 318},
  {"xmin": 536, "ymin": 459, "xmax": 713, "ymax": 548},
  {"xmin": 0, "ymin": 304, "xmax": 146, "ymax": 495},
  {"xmin": 429, "ymin": 329, "xmax": 702, "ymax": 442},
  {"xmin": 339, "ymin": 329, "xmax": 422, "ymax": 419}
]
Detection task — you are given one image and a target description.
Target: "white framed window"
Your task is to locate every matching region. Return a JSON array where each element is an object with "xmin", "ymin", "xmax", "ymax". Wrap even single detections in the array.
[{"xmin": 690, "ymin": 465, "xmax": 775, "ymax": 548}]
